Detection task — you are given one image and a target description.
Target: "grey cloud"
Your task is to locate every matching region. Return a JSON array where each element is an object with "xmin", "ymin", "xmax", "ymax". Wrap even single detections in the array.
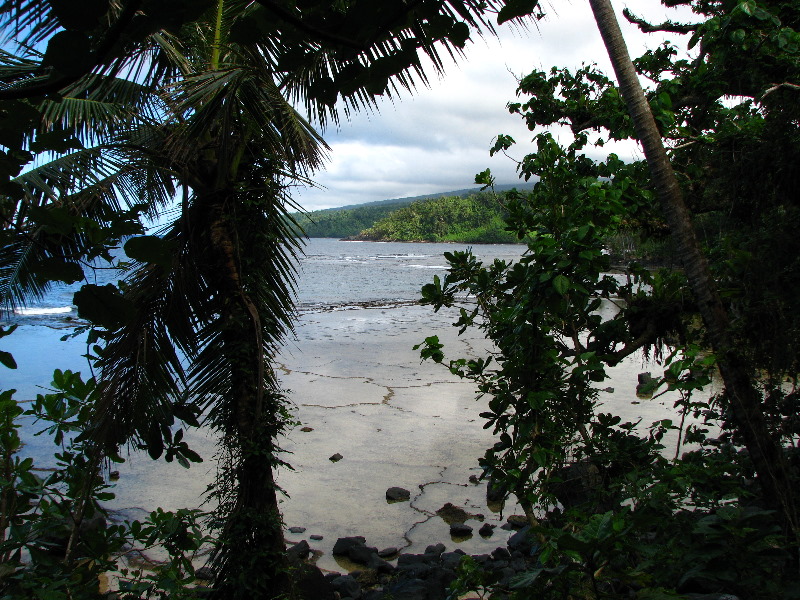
[{"xmin": 295, "ymin": 1, "xmax": 696, "ymax": 211}]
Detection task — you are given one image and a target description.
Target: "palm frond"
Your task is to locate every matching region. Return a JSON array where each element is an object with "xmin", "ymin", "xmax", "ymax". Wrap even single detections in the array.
[
  {"xmin": 1, "ymin": 139, "xmax": 178, "ymax": 311},
  {"xmin": 0, "ymin": 0, "xmax": 59, "ymax": 47}
]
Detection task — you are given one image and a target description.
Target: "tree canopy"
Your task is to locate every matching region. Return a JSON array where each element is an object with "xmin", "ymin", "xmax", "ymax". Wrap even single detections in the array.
[
  {"xmin": 0, "ymin": 1, "xmax": 536, "ymax": 598},
  {"xmin": 420, "ymin": 0, "xmax": 800, "ymax": 597},
  {"xmin": 1, "ymin": 0, "xmax": 799, "ymax": 598}
]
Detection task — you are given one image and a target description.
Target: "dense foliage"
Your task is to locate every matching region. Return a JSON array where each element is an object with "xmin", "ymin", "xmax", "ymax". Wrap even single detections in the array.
[
  {"xmin": 1, "ymin": 0, "xmax": 798, "ymax": 598},
  {"xmin": 419, "ymin": 0, "xmax": 800, "ymax": 598},
  {"xmin": 291, "ymin": 201, "xmax": 409, "ymax": 238},
  {"xmin": 0, "ymin": 1, "xmax": 535, "ymax": 598},
  {"xmin": 291, "ymin": 183, "xmax": 536, "ymax": 240},
  {"xmin": 0, "ymin": 368, "xmax": 211, "ymax": 599},
  {"xmin": 355, "ymin": 191, "xmax": 519, "ymax": 243}
]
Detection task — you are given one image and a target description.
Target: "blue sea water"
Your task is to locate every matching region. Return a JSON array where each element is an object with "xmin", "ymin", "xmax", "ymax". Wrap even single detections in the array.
[{"xmin": 1, "ymin": 238, "xmax": 525, "ymax": 398}]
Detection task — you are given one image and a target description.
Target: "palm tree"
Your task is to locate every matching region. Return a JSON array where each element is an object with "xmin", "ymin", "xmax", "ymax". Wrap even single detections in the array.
[{"xmin": 1, "ymin": 1, "xmax": 513, "ymax": 596}]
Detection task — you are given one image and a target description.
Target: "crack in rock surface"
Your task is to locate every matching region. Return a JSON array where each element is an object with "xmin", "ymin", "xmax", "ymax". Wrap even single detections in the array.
[{"xmin": 45, "ymin": 304, "xmax": 681, "ymax": 573}]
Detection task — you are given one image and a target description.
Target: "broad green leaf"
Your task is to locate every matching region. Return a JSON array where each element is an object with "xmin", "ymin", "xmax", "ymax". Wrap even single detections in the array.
[
  {"xmin": 449, "ymin": 21, "xmax": 470, "ymax": 48},
  {"xmin": 0, "ymin": 325, "xmax": 18, "ymax": 339},
  {"xmin": 552, "ymin": 274, "xmax": 570, "ymax": 295},
  {"xmin": 0, "ymin": 350, "xmax": 17, "ymax": 369},
  {"xmin": 48, "ymin": 0, "xmax": 109, "ymax": 32},
  {"xmin": 555, "ymin": 533, "xmax": 591, "ymax": 552},
  {"xmin": 497, "ymin": 0, "xmax": 540, "ymax": 25},
  {"xmin": 308, "ymin": 76, "xmax": 338, "ymax": 107},
  {"xmin": 739, "ymin": 0, "xmax": 756, "ymax": 15},
  {"xmin": 30, "ymin": 130, "xmax": 84, "ymax": 154},
  {"xmin": 73, "ymin": 284, "xmax": 135, "ymax": 330},
  {"xmin": 0, "ymin": 101, "xmax": 41, "ymax": 149},
  {"xmin": 27, "ymin": 206, "xmax": 75, "ymax": 236},
  {"xmin": 124, "ymin": 236, "xmax": 176, "ymax": 269},
  {"xmin": 31, "ymin": 258, "xmax": 84, "ymax": 285},
  {"xmin": 42, "ymin": 31, "xmax": 93, "ymax": 77}
]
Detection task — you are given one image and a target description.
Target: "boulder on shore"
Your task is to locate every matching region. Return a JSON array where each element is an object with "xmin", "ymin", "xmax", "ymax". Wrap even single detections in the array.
[
  {"xmin": 449, "ymin": 523, "xmax": 473, "ymax": 537},
  {"xmin": 385, "ymin": 487, "xmax": 411, "ymax": 502}
]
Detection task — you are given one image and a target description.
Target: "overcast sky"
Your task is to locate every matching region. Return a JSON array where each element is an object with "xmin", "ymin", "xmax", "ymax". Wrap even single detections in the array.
[{"xmin": 294, "ymin": 0, "xmax": 697, "ymax": 211}]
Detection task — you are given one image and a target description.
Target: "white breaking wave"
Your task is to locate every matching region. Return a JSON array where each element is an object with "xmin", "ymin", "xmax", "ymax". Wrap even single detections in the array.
[{"xmin": 14, "ymin": 306, "xmax": 74, "ymax": 316}]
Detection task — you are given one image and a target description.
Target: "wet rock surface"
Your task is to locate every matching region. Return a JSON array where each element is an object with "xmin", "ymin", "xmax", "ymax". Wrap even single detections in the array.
[
  {"xmin": 386, "ymin": 487, "xmax": 411, "ymax": 502},
  {"xmin": 91, "ymin": 303, "xmax": 690, "ymax": 575},
  {"xmin": 306, "ymin": 531, "xmax": 538, "ymax": 600}
]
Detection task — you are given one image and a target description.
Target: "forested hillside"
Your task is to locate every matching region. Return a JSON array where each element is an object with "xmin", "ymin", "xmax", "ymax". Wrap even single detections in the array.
[
  {"xmin": 353, "ymin": 191, "xmax": 518, "ymax": 243},
  {"xmin": 291, "ymin": 202, "xmax": 405, "ymax": 238},
  {"xmin": 292, "ymin": 183, "xmax": 535, "ymax": 239}
]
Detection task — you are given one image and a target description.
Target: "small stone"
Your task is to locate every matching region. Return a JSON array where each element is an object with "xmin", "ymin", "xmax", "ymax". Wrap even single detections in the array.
[
  {"xmin": 384, "ymin": 579, "xmax": 427, "ymax": 600},
  {"xmin": 332, "ymin": 536, "xmax": 367, "ymax": 556},
  {"xmin": 468, "ymin": 474, "xmax": 479, "ymax": 484},
  {"xmin": 397, "ymin": 554, "xmax": 428, "ymax": 567},
  {"xmin": 378, "ymin": 547, "xmax": 398, "ymax": 558},
  {"xmin": 194, "ymin": 567, "xmax": 214, "ymax": 581},
  {"xmin": 603, "ymin": 387, "xmax": 615, "ymax": 393},
  {"xmin": 492, "ymin": 547, "xmax": 511, "ymax": 561},
  {"xmin": 486, "ymin": 478, "xmax": 507, "ymax": 502},
  {"xmin": 310, "ymin": 534, "xmax": 324, "ymax": 541},
  {"xmin": 441, "ymin": 552, "xmax": 463, "ymax": 570},
  {"xmin": 329, "ymin": 453, "xmax": 343, "ymax": 462},
  {"xmin": 287, "ymin": 540, "xmax": 311, "ymax": 562},
  {"xmin": 507, "ymin": 526, "xmax": 535, "ymax": 555},
  {"xmin": 386, "ymin": 487, "xmax": 411, "ymax": 502},
  {"xmin": 300, "ymin": 426, "xmax": 314, "ymax": 432},
  {"xmin": 330, "ymin": 575, "xmax": 361, "ymax": 599},
  {"xmin": 636, "ymin": 372, "xmax": 655, "ymax": 398},
  {"xmin": 436, "ymin": 502, "xmax": 472, "ymax": 524},
  {"xmin": 109, "ymin": 471, "xmax": 120, "ymax": 480},
  {"xmin": 348, "ymin": 544, "xmax": 380, "ymax": 566},
  {"xmin": 506, "ymin": 514, "xmax": 528, "ymax": 529},
  {"xmin": 425, "ymin": 543, "xmax": 446, "ymax": 556},
  {"xmin": 288, "ymin": 526, "xmax": 306, "ymax": 534},
  {"xmin": 449, "ymin": 523, "xmax": 473, "ymax": 537},
  {"xmin": 479, "ymin": 523, "xmax": 495, "ymax": 537}
]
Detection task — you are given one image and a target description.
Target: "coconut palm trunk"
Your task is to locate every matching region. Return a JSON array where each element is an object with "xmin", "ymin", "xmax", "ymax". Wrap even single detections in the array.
[
  {"xmin": 201, "ymin": 190, "xmax": 293, "ymax": 598},
  {"xmin": 588, "ymin": 0, "xmax": 798, "ymax": 538}
]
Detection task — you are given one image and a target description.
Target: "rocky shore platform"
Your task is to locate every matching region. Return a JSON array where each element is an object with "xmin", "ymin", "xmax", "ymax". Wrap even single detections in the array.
[{"xmin": 287, "ymin": 523, "xmax": 535, "ymax": 600}]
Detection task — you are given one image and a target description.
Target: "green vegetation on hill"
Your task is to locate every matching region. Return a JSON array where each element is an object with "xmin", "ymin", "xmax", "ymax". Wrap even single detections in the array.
[
  {"xmin": 354, "ymin": 191, "xmax": 519, "ymax": 243},
  {"xmin": 291, "ymin": 183, "xmax": 535, "ymax": 239},
  {"xmin": 291, "ymin": 202, "xmax": 405, "ymax": 238}
]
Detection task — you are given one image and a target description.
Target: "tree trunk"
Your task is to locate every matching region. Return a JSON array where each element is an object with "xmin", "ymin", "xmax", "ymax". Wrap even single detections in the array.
[
  {"xmin": 588, "ymin": 0, "xmax": 798, "ymax": 538},
  {"xmin": 206, "ymin": 195, "xmax": 292, "ymax": 600}
]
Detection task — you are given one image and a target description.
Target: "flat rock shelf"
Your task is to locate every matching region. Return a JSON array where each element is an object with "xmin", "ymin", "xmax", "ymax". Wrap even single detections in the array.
[{"xmin": 98, "ymin": 302, "xmax": 694, "ymax": 574}]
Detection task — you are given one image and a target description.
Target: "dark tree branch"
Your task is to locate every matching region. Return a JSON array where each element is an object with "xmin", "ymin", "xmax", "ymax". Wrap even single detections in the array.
[
  {"xmin": 622, "ymin": 8, "xmax": 698, "ymax": 34},
  {"xmin": 0, "ymin": 0, "xmax": 144, "ymax": 100},
  {"xmin": 606, "ymin": 321, "xmax": 658, "ymax": 367},
  {"xmin": 761, "ymin": 81, "xmax": 800, "ymax": 100}
]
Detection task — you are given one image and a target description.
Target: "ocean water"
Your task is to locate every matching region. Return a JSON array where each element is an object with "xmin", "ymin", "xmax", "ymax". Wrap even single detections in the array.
[{"xmin": 1, "ymin": 238, "xmax": 524, "ymax": 397}]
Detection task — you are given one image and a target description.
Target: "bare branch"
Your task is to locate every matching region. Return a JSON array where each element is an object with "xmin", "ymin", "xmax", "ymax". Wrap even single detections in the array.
[
  {"xmin": 622, "ymin": 8, "xmax": 698, "ymax": 34},
  {"xmin": 606, "ymin": 321, "xmax": 658, "ymax": 367},
  {"xmin": 761, "ymin": 81, "xmax": 800, "ymax": 100}
]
